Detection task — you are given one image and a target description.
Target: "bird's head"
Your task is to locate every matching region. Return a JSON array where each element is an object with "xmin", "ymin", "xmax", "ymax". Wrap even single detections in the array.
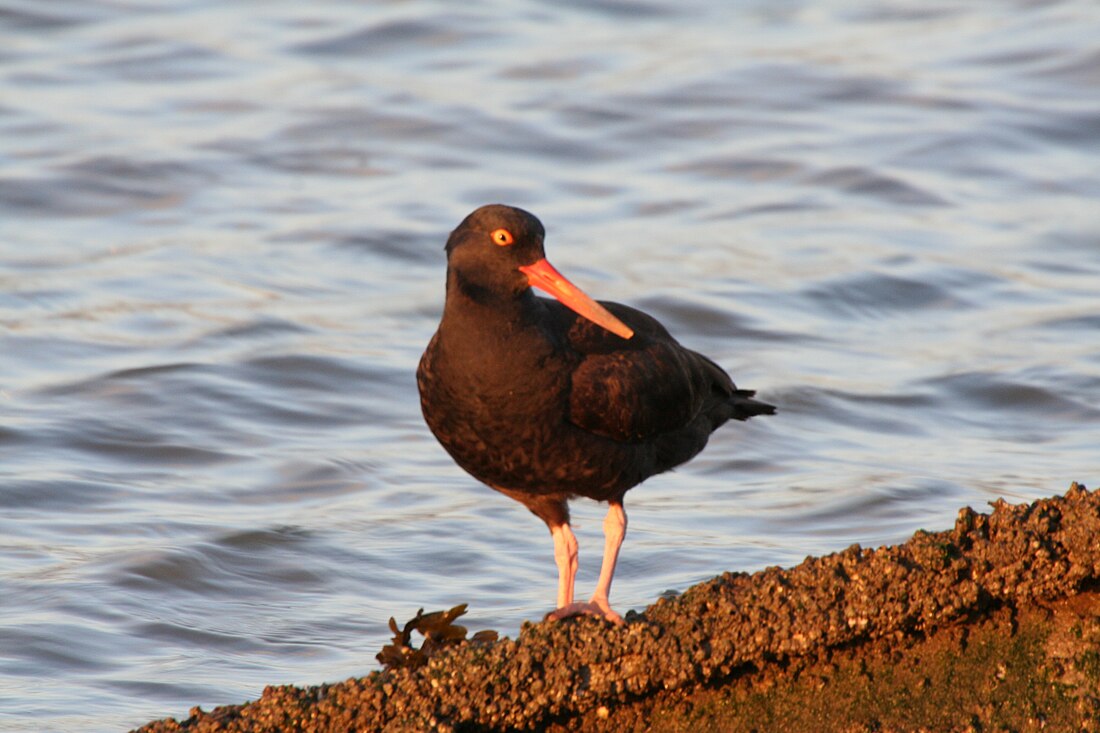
[{"xmin": 444, "ymin": 204, "xmax": 634, "ymax": 339}]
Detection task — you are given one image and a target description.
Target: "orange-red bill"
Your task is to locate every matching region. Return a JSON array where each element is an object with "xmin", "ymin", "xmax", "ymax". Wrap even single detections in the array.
[{"xmin": 519, "ymin": 258, "xmax": 634, "ymax": 340}]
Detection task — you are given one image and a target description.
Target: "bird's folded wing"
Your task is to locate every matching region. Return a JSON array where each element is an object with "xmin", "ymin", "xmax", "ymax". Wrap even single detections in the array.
[{"xmin": 564, "ymin": 302, "xmax": 734, "ymax": 442}]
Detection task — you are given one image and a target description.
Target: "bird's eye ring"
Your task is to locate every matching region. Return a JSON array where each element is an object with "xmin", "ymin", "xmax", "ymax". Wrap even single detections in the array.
[{"xmin": 490, "ymin": 228, "xmax": 515, "ymax": 246}]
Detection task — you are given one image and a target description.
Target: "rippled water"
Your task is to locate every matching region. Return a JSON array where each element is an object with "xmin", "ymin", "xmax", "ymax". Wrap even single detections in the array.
[{"xmin": 2, "ymin": 1, "xmax": 1098, "ymax": 730}]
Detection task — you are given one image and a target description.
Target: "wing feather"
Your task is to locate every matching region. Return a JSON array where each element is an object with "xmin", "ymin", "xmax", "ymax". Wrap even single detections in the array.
[{"xmin": 563, "ymin": 302, "xmax": 734, "ymax": 442}]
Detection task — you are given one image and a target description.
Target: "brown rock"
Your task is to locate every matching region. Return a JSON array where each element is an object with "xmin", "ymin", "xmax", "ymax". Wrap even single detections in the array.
[{"xmin": 133, "ymin": 482, "xmax": 1100, "ymax": 732}]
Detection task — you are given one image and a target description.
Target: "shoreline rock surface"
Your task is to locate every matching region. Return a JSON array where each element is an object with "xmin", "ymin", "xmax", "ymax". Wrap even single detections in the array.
[{"xmin": 134, "ymin": 482, "xmax": 1100, "ymax": 732}]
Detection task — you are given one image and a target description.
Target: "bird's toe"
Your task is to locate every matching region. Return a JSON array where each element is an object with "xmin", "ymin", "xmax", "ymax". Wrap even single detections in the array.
[{"xmin": 545, "ymin": 600, "xmax": 625, "ymax": 626}]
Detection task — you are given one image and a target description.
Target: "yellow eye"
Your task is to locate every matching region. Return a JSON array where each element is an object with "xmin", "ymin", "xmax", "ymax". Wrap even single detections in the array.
[{"xmin": 490, "ymin": 228, "xmax": 514, "ymax": 246}]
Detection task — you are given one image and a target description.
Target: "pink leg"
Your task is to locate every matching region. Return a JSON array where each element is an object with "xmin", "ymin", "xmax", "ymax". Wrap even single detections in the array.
[
  {"xmin": 547, "ymin": 502, "xmax": 627, "ymax": 625},
  {"xmin": 550, "ymin": 523, "xmax": 578, "ymax": 608},
  {"xmin": 590, "ymin": 501, "xmax": 626, "ymax": 618}
]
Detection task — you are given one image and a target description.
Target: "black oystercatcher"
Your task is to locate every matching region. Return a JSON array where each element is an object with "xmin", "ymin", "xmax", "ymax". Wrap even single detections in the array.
[{"xmin": 417, "ymin": 205, "xmax": 774, "ymax": 624}]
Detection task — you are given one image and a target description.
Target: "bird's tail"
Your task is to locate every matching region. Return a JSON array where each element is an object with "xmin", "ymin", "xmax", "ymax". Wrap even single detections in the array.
[{"xmin": 725, "ymin": 389, "xmax": 776, "ymax": 422}]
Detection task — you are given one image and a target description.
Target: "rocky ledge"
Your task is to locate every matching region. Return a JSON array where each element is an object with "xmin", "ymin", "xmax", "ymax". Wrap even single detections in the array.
[{"xmin": 135, "ymin": 482, "xmax": 1100, "ymax": 732}]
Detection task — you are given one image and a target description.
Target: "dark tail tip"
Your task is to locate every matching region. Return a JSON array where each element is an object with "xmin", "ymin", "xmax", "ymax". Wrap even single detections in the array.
[{"xmin": 730, "ymin": 389, "xmax": 776, "ymax": 420}]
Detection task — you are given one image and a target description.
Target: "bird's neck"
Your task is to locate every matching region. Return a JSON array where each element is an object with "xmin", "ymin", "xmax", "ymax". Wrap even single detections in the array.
[
  {"xmin": 444, "ymin": 267, "xmax": 531, "ymax": 323},
  {"xmin": 439, "ymin": 269, "xmax": 555, "ymax": 360}
]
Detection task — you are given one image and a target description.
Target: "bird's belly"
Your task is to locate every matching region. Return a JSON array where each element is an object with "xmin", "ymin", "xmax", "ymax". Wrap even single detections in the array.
[{"xmin": 421, "ymin": 381, "xmax": 645, "ymax": 497}]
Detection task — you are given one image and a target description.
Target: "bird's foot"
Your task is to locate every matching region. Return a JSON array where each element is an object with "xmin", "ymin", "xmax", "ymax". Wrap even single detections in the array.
[{"xmin": 545, "ymin": 598, "xmax": 624, "ymax": 626}]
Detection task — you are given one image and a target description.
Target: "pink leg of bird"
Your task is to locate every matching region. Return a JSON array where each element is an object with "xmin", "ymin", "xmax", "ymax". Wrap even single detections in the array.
[
  {"xmin": 547, "ymin": 501, "xmax": 627, "ymax": 625},
  {"xmin": 550, "ymin": 523, "xmax": 578, "ymax": 608}
]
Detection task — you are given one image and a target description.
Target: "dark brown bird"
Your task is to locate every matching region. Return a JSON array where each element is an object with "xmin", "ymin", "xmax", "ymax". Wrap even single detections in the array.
[{"xmin": 417, "ymin": 205, "xmax": 774, "ymax": 624}]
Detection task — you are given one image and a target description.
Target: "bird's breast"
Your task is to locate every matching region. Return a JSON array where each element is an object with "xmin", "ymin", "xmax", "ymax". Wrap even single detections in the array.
[{"xmin": 417, "ymin": 327, "xmax": 643, "ymax": 495}]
